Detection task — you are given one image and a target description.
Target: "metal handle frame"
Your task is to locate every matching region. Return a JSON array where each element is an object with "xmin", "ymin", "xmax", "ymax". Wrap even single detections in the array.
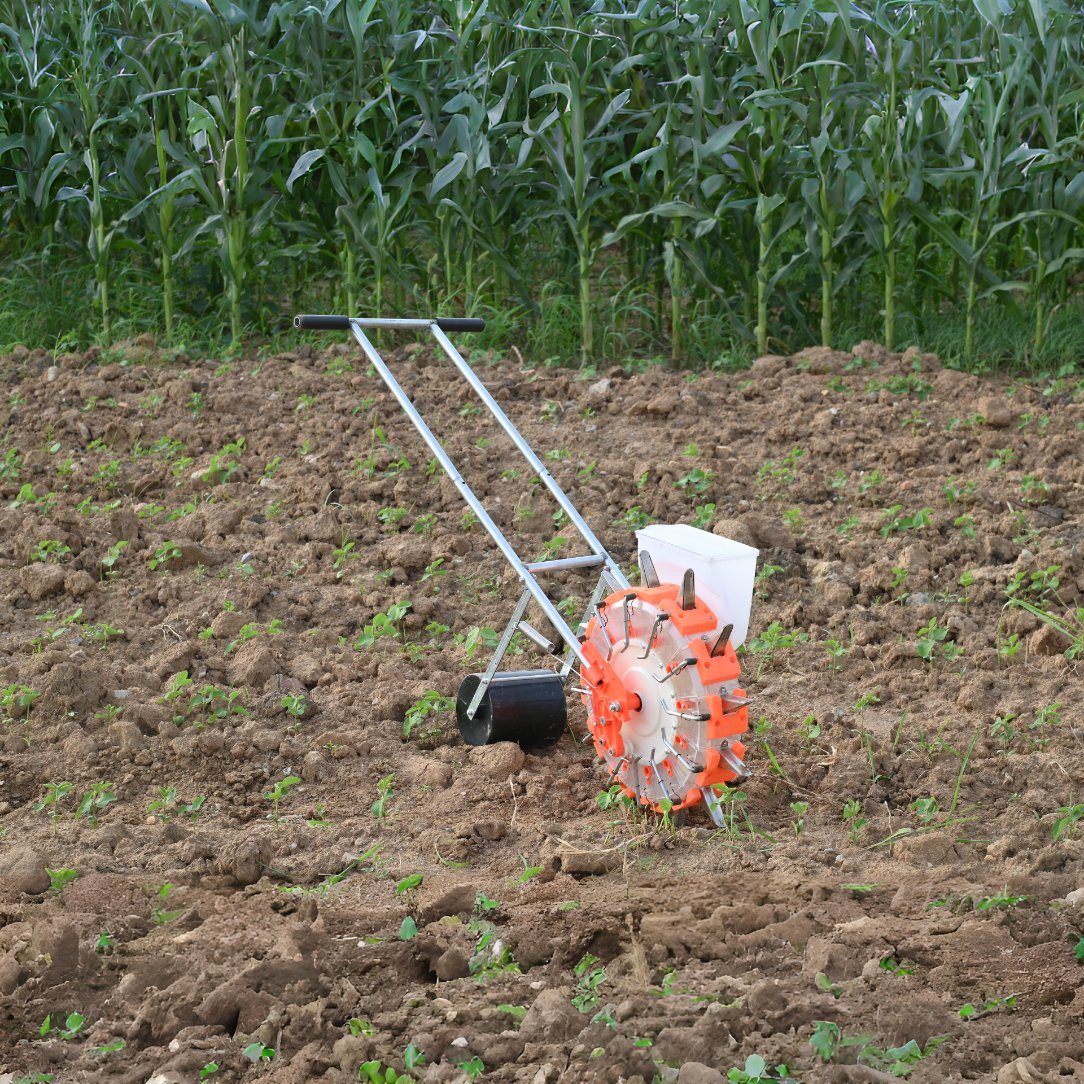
[{"xmin": 324, "ymin": 317, "xmax": 630, "ymax": 716}]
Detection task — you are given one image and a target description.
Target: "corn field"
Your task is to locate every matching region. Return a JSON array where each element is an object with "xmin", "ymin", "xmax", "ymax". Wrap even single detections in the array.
[{"xmin": 1, "ymin": 0, "xmax": 1082, "ymax": 367}]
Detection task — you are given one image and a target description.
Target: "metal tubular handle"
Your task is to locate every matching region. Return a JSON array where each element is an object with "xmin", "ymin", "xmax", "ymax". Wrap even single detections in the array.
[
  {"xmin": 436, "ymin": 318, "xmax": 485, "ymax": 332},
  {"xmin": 294, "ymin": 314, "xmax": 484, "ymax": 332},
  {"xmin": 295, "ymin": 314, "xmax": 352, "ymax": 330}
]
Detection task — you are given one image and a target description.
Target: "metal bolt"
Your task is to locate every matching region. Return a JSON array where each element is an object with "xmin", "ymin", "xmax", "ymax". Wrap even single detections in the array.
[{"xmin": 608, "ymin": 701, "xmax": 621, "ymax": 713}]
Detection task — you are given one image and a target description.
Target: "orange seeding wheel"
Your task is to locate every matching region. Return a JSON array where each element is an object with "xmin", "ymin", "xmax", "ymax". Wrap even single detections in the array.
[{"xmin": 579, "ymin": 584, "xmax": 749, "ymax": 819}]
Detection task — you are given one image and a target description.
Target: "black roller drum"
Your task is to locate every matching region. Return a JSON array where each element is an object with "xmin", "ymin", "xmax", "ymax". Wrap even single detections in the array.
[{"xmin": 456, "ymin": 670, "xmax": 566, "ymax": 748}]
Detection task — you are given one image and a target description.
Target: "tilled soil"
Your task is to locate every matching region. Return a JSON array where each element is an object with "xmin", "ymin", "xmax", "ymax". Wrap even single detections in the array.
[{"xmin": 0, "ymin": 335, "xmax": 1082, "ymax": 1084}]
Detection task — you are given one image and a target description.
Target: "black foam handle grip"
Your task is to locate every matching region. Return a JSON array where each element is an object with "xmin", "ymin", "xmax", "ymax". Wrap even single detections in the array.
[
  {"xmin": 436, "ymin": 317, "xmax": 485, "ymax": 332},
  {"xmin": 294, "ymin": 314, "xmax": 351, "ymax": 330}
]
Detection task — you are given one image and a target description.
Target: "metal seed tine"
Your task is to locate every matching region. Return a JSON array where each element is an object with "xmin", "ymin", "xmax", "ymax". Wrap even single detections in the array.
[
  {"xmin": 710, "ymin": 622, "xmax": 734, "ymax": 658},
  {"xmin": 638, "ymin": 611, "xmax": 669, "ymax": 659},
  {"xmin": 662, "ymin": 736, "xmax": 704, "ymax": 775},
  {"xmin": 651, "ymin": 656, "xmax": 696, "ymax": 683},
  {"xmin": 639, "ymin": 550, "xmax": 660, "ymax": 588},
  {"xmin": 619, "ymin": 593, "xmax": 636, "ymax": 654},
  {"xmin": 680, "ymin": 568, "xmax": 695, "ymax": 611}
]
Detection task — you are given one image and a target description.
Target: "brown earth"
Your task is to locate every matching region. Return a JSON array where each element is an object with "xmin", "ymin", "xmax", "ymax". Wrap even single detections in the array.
[{"xmin": 0, "ymin": 335, "xmax": 1083, "ymax": 1084}]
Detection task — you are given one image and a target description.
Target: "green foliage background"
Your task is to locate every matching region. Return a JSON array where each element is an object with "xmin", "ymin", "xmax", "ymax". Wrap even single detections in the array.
[{"xmin": 1, "ymin": 0, "xmax": 1082, "ymax": 367}]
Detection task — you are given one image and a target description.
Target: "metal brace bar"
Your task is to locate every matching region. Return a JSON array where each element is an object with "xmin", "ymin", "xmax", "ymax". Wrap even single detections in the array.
[
  {"xmin": 561, "ymin": 572, "xmax": 614, "ymax": 678},
  {"xmin": 430, "ymin": 323, "xmax": 630, "ymax": 594},
  {"xmin": 526, "ymin": 554, "xmax": 606, "ymax": 573},
  {"xmin": 465, "ymin": 587, "xmax": 532, "ymax": 720},
  {"xmin": 351, "ymin": 323, "xmax": 594, "ymax": 667}
]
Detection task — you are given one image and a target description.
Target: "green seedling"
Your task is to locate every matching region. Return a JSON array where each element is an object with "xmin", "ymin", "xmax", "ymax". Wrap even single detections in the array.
[
  {"xmin": 264, "ymin": 776, "xmax": 301, "ymax": 822},
  {"xmin": 148, "ymin": 541, "xmax": 182, "ymax": 570},
  {"xmin": 959, "ymin": 993, "xmax": 1018, "ymax": 1020},
  {"xmin": 35, "ymin": 781, "xmax": 73, "ymax": 828},
  {"xmin": 202, "ymin": 438, "xmax": 245, "ymax": 485},
  {"xmin": 93, "ymin": 1039, "xmax": 126, "ymax": 1054},
  {"xmin": 880, "ymin": 505, "xmax": 931, "ymax": 536},
  {"xmin": 40, "ymin": 1012, "xmax": 85, "ymax": 1040},
  {"xmin": 497, "ymin": 1004, "xmax": 526, "ymax": 1025},
  {"xmin": 29, "ymin": 540, "xmax": 71, "ymax": 563},
  {"xmin": 147, "ymin": 786, "xmax": 178, "ymax": 822},
  {"xmin": 281, "ymin": 693, "xmax": 308, "ymax": 720},
  {"xmin": 727, "ymin": 1054, "xmax": 793, "ymax": 1082},
  {"xmin": 403, "ymin": 1043, "xmax": 426, "ymax": 1069},
  {"xmin": 77, "ymin": 782, "xmax": 116, "ymax": 825},
  {"xmin": 242, "ymin": 1041, "xmax": 275, "ymax": 1062},
  {"xmin": 371, "ymin": 774, "xmax": 395, "ymax": 821},
  {"xmin": 842, "ymin": 799, "xmax": 867, "ymax": 842},
  {"xmin": 917, "ymin": 619, "xmax": 961, "ymax": 662},
  {"xmin": 355, "ymin": 602, "xmax": 411, "ymax": 649},
  {"xmin": 572, "ymin": 954, "xmax": 606, "ymax": 1013},
  {"xmin": 152, "ymin": 882, "xmax": 184, "ymax": 925},
  {"xmin": 879, "ymin": 956, "xmax": 914, "ymax": 976},
  {"xmin": 815, "ymin": 972, "xmax": 842, "ymax": 999},
  {"xmin": 99, "ymin": 539, "xmax": 127, "ymax": 581},
  {"xmin": 199, "ymin": 1062, "xmax": 219, "ymax": 1079},
  {"xmin": 403, "ymin": 691, "xmax": 454, "ymax": 741},
  {"xmin": 790, "ymin": 801, "xmax": 809, "ymax": 836},
  {"xmin": 1052, "ymin": 803, "xmax": 1084, "ymax": 842},
  {"xmin": 359, "ymin": 1062, "xmax": 413, "ymax": 1084},
  {"xmin": 457, "ymin": 1058, "xmax": 484, "ymax": 1080}
]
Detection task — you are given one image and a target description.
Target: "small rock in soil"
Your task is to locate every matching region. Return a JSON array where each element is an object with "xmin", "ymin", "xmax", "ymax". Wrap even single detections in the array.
[
  {"xmin": 677, "ymin": 1064, "xmax": 726, "ymax": 1084},
  {"xmin": 227, "ymin": 639, "xmax": 278, "ymax": 688},
  {"xmin": 518, "ymin": 988, "xmax": 583, "ymax": 1043},
  {"xmin": 471, "ymin": 741, "xmax": 526, "ymax": 779},
  {"xmin": 1030, "ymin": 624, "xmax": 1070, "ymax": 656},
  {"xmin": 711, "ymin": 517, "xmax": 757, "ymax": 547},
  {"xmin": 0, "ymin": 846, "xmax": 51, "ymax": 895},
  {"xmin": 19, "ymin": 563, "xmax": 65, "ymax": 600}
]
